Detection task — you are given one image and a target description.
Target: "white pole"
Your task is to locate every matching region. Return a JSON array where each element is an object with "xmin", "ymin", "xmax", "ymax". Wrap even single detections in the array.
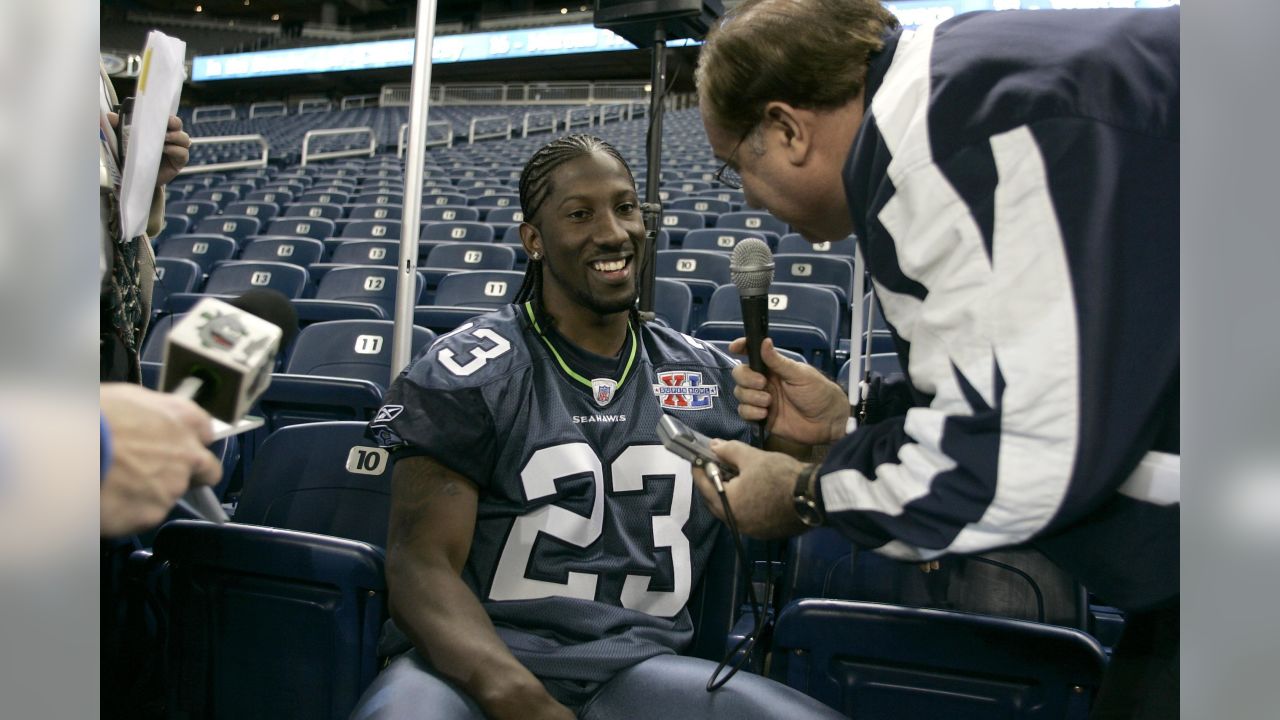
[{"xmin": 390, "ymin": 0, "xmax": 440, "ymax": 382}]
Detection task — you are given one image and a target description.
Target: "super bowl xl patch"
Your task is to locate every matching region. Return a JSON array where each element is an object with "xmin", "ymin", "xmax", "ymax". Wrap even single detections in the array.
[{"xmin": 653, "ymin": 371, "xmax": 719, "ymax": 410}]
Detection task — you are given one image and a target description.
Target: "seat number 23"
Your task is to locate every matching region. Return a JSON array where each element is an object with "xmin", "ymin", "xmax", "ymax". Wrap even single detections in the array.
[{"xmin": 489, "ymin": 443, "xmax": 693, "ymax": 618}]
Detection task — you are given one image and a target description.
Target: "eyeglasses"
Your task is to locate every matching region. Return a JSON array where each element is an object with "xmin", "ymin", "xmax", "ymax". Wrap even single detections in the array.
[{"xmin": 712, "ymin": 130, "xmax": 751, "ymax": 190}]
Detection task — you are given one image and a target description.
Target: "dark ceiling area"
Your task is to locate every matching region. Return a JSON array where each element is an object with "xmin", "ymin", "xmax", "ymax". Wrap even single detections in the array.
[{"xmin": 102, "ymin": 0, "xmax": 597, "ymax": 30}]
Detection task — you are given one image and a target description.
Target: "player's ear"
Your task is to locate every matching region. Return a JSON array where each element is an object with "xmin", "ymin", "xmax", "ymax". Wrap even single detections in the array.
[{"xmin": 519, "ymin": 221, "xmax": 543, "ymax": 260}]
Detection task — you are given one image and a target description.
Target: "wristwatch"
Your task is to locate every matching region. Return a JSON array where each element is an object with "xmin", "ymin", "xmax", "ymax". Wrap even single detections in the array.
[{"xmin": 792, "ymin": 463, "xmax": 826, "ymax": 528}]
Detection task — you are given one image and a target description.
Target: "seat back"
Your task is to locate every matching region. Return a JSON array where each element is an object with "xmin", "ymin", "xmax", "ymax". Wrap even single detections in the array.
[
  {"xmin": 652, "ymin": 278, "xmax": 693, "ymax": 333},
  {"xmin": 193, "ymin": 214, "xmax": 261, "ymax": 244},
  {"xmin": 239, "ymin": 236, "xmax": 325, "ymax": 267},
  {"xmin": 778, "ymin": 233, "xmax": 857, "ymax": 257},
  {"xmin": 202, "ymin": 261, "xmax": 308, "ymax": 299},
  {"xmin": 156, "ymin": 234, "xmax": 236, "ymax": 273},
  {"xmin": 718, "ymin": 211, "xmax": 788, "ymax": 236},
  {"xmin": 772, "ymin": 253, "xmax": 855, "ymax": 305},
  {"xmin": 422, "ymin": 221, "xmax": 496, "ymax": 243},
  {"xmin": 283, "ymin": 320, "xmax": 435, "ymax": 389},
  {"xmin": 771, "ymin": 598, "xmax": 1106, "ymax": 719},
  {"xmin": 330, "ymin": 240, "xmax": 400, "ymax": 266},
  {"xmin": 267, "ymin": 216, "xmax": 337, "ymax": 241},
  {"xmin": 682, "ymin": 228, "xmax": 777, "ymax": 254},
  {"xmin": 342, "ymin": 219, "xmax": 402, "ymax": 240},
  {"xmin": 348, "ymin": 204, "xmax": 403, "ymax": 221},
  {"xmin": 315, "ymin": 266, "xmax": 424, "ymax": 318},
  {"xmin": 425, "ymin": 242, "xmax": 516, "ymax": 271},
  {"xmin": 655, "ymin": 250, "xmax": 731, "ymax": 286},
  {"xmin": 152, "ymin": 258, "xmax": 203, "ymax": 313},
  {"xmin": 223, "ymin": 200, "xmax": 280, "ymax": 222},
  {"xmin": 432, "ymin": 270, "xmax": 524, "ymax": 308}
]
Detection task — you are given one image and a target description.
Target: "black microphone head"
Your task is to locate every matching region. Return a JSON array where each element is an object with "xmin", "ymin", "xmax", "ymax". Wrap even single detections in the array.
[
  {"xmin": 730, "ymin": 238, "xmax": 775, "ymax": 298},
  {"xmin": 226, "ymin": 288, "xmax": 299, "ymax": 348}
]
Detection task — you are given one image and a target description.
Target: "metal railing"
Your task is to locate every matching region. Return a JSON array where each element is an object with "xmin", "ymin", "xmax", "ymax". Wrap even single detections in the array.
[
  {"xmin": 248, "ymin": 101, "xmax": 287, "ymax": 119},
  {"xmin": 381, "ymin": 84, "xmax": 413, "ymax": 107},
  {"xmin": 300, "ymin": 127, "xmax": 376, "ymax": 166},
  {"xmin": 628, "ymin": 101, "xmax": 648, "ymax": 120},
  {"xmin": 191, "ymin": 105, "xmax": 236, "ymax": 123},
  {"xmin": 178, "ymin": 135, "xmax": 269, "ymax": 174},
  {"xmin": 597, "ymin": 103, "xmax": 628, "ymax": 125},
  {"xmin": 522, "ymin": 110, "xmax": 557, "ymax": 138},
  {"xmin": 564, "ymin": 106, "xmax": 593, "ymax": 131},
  {"xmin": 378, "ymin": 81, "xmax": 651, "ymax": 108},
  {"xmin": 298, "ymin": 98, "xmax": 335, "ymax": 114},
  {"xmin": 341, "ymin": 94, "xmax": 379, "ymax": 109},
  {"xmin": 398, "ymin": 121, "xmax": 453, "ymax": 157},
  {"xmin": 468, "ymin": 115, "xmax": 512, "ymax": 144}
]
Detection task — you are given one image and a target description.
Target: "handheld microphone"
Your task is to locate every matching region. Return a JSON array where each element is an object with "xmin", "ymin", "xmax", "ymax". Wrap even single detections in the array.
[
  {"xmin": 730, "ymin": 238, "xmax": 775, "ymax": 376},
  {"xmin": 158, "ymin": 291, "xmax": 295, "ymax": 521}
]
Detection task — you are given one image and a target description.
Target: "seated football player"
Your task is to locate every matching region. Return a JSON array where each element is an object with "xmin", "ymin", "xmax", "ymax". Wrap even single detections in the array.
[{"xmin": 351, "ymin": 135, "xmax": 845, "ymax": 720}]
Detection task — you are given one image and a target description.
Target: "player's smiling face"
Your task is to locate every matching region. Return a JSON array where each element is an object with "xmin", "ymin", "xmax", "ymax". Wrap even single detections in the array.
[{"xmin": 531, "ymin": 151, "xmax": 646, "ymax": 318}]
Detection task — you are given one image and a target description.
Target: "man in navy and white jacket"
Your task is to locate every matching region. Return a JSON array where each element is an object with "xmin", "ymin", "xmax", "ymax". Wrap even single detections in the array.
[{"xmin": 693, "ymin": 2, "xmax": 1178, "ymax": 716}]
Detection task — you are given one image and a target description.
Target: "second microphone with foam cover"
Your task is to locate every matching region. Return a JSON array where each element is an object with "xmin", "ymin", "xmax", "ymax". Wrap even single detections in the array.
[{"xmin": 730, "ymin": 238, "xmax": 775, "ymax": 376}]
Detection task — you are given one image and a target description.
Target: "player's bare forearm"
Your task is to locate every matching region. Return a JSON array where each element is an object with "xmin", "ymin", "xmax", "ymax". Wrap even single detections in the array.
[{"xmin": 386, "ymin": 457, "xmax": 572, "ymax": 720}]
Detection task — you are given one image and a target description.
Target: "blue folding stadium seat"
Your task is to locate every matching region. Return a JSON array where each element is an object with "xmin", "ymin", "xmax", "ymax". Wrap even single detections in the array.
[
  {"xmin": 156, "ymin": 234, "xmax": 236, "ymax": 274},
  {"xmin": 292, "ymin": 266, "xmax": 424, "ymax": 324},
  {"xmin": 151, "ymin": 257, "xmax": 203, "ymax": 316},
  {"xmin": 467, "ymin": 193, "xmax": 520, "ymax": 210},
  {"xmin": 672, "ymin": 179, "xmax": 714, "ymax": 194},
  {"xmin": 223, "ymin": 200, "xmax": 280, "ymax": 222},
  {"xmin": 483, "ymin": 206, "xmax": 524, "ymax": 225},
  {"xmin": 421, "ymin": 243, "xmax": 517, "ymax": 304},
  {"xmin": 342, "ymin": 219, "xmax": 402, "ymax": 240},
  {"xmin": 421, "ymin": 221, "xmax": 494, "ymax": 243},
  {"xmin": 413, "ymin": 269, "xmax": 524, "ymax": 334},
  {"xmin": 151, "ymin": 422, "xmax": 394, "ymax": 720},
  {"xmin": 652, "ymin": 278, "xmax": 693, "ymax": 334},
  {"xmin": 423, "ymin": 192, "xmax": 469, "ymax": 207},
  {"xmin": 245, "ymin": 189, "xmax": 295, "ymax": 206},
  {"xmin": 266, "ymin": 216, "xmax": 337, "ymax": 242},
  {"xmin": 297, "ymin": 189, "xmax": 351, "ymax": 205},
  {"xmin": 352, "ymin": 191, "xmax": 403, "ymax": 206},
  {"xmin": 240, "ymin": 236, "xmax": 325, "ymax": 268},
  {"xmin": 154, "ymin": 215, "xmax": 191, "ymax": 246},
  {"xmin": 668, "ymin": 197, "xmax": 733, "ymax": 215},
  {"xmin": 682, "ymin": 228, "xmax": 777, "ymax": 254},
  {"xmin": 769, "ymin": 599, "xmax": 1106, "ymax": 718},
  {"xmin": 201, "ymin": 260, "xmax": 308, "ymax": 297},
  {"xmin": 778, "ymin": 233, "xmax": 858, "ymax": 257},
  {"xmin": 695, "ymin": 282, "xmax": 841, "ymax": 373},
  {"xmin": 660, "ymin": 210, "xmax": 708, "ymax": 246},
  {"xmin": 193, "ymin": 214, "xmax": 261, "ymax": 245},
  {"xmin": 282, "ymin": 319, "xmax": 435, "ymax": 391},
  {"xmin": 190, "ymin": 187, "xmax": 240, "ymax": 206},
  {"xmin": 348, "ymin": 204, "xmax": 403, "ymax": 221},
  {"xmin": 717, "ymin": 211, "xmax": 788, "ymax": 237},
  {"xmin": 327, "ymin": 240, "xmax": 400, "ymax": 267},
  {"xmin": 421, "ymin": 205, "xmax": 480, "ymax": 223},
  {"xmin": 284, "ymin": 202, "xmax": 343, "ymax": 222},
  {"xmin": 655, "ymin": 250, "xmax": 731, "ymax": 329},
  {"xmin": 167, "ymin": 199, "xmax": 219, "ymax": 222},
  {"xmin": 836, "ymin": 353, "xmax": 905, "ymax": 391},
  {"xmin": 697, "ymin": 189, "xmax": 745, "ymax": 209}
]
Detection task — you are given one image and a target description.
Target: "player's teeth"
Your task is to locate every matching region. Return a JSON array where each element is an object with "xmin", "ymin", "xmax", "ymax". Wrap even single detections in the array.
[{"xmin": 593, "ymin": 259, "xmax": 626, "ymax": 272}]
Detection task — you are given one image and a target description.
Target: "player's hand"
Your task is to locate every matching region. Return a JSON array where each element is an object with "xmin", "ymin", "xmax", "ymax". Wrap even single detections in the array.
[
  {"xmin": 729, "ymin": 337, "xmax": 849, "ymax": 445},
  {"xmin": 100, "ymin": 383, "xmax": 222, "ymax": 537},
  {"xmin": 690, "ymin": 440, "xmax": 810, "ymax": 540},
  {"xmin": 156, "ymin": 115, "xmax": 191, "ymax": 187}
]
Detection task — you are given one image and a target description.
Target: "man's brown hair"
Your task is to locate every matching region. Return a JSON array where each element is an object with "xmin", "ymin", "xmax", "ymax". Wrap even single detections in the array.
[{"xmin": 696, "ymin": 0, "xmax": 899, "ymax": 136}]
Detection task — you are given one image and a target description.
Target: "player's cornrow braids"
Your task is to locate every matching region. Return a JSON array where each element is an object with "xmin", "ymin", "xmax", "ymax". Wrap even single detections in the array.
[{"xmin": 514, "ymin": 134, "xmax": 644, "ymax": 328}]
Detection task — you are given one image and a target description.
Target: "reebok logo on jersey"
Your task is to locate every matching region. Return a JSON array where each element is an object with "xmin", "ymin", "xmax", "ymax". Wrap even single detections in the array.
[
  {"xmin": 653, "ymin": 371, "xmax": 719, "ymax": 410},
  {"xmin": 371, "ymin": 405, "xmax": 404, "ymax": 426}
]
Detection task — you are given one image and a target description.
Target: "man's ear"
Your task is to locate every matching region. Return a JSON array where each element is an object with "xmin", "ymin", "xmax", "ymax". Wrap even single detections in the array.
[
  {"xmin": 518, "ymin": 221, "xmax": 542, "ymax": 259},
  {"xmin": 763, "ymin": 101, "xmax": 813, "ymax": 167}
]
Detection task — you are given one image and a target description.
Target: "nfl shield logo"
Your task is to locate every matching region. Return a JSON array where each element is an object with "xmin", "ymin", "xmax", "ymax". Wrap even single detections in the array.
[{"xmin": 591, "ymin": 378, "xmax": 617, "ymax": 407}]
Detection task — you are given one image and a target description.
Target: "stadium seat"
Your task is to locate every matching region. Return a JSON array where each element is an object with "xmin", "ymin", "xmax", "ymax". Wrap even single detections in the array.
[
  {"xmin": 421, "ymin": 205, "xmax": 480, "ymax": 223},
  {"xmin": 292, "ymin": 266, "xmax": 424, "ymax": 324},
  {"xmin": 157, "ymin": 214, "xmax": 191, "ymax": 243},
  {"xmin": 342, "ymin": 220, "xmax": 402, "ymax": 240},
  {"xmin": 423, "ymin": 192, "xmax": 469, "ymax": 207},
  {"xmin": 421, "ymin": 221, "xmax": 495, "ymax": 243},
  {"xmin": 481, "ymin": 206, "xmax": 523, "ymax": 225},
  {"xmin": 190, "ymin": 260, "xmax": 307, "ymax": 299},
  {"xmin": 778, "ymin": 233, "xmax": 858, "ymax": 257},
  {"xmin": 348, "ymin": 204, "xmax": 403, "ymax": 221},
  {"xmin": 284, "ymin": 203, "xmax": 344, "ymax": 222},
  {"xmin": 266, "ymin": 217, "xmax": 337, "ymax": 242},
  {"xmin": 151, "ymin": 257, "xmax": 203, "ymax": 316},
  {"xmin": 352, "ymin": 191, "xmax": 403, "ymax": 206},
  {"xmin": 328, "ymin": 239, "xmax": 400, "ymax": 266},
  {"xmin": 190, "ymin": 187, "xmax": 240, "ymax": 206},
  {"xmin": 223, "ymin": 200, "xmax": 280, "ymax": 222},
  {"xmin": 716, "ymin": 211, "xmax": 788, "ymax": 237},
  {"xmin": 412, "ymin": 269, "xmax": 523, "ymax": 334},
  {"xmin": 298, "ymin": 189, "xmax": 351, "ymax": 205},
  {"xmin": 652, "ymin": 278, "xmax": 693, "ymax": 334},
  {"xmin": 245, "ymin": 189, "xmax": 295, "ymax": 206},
  {"xmin": 668, "ymin": 197, "xmax": 733, "ymax": 215},
  {"xmin": 659, "ymin": 210, "xmax": 708, "ymax": 246},
  {"xmin": 239, "ymin": 236, "xmax": 325, "ymax": 268},
  {"xmin": 682, "ymin": 228, "xmax": 777, "ymax": 254},
  {"xmin": 193, "ymin": 214, "xmax": 261, "ymax": 245},
  {"xmin": 167, "ymin": 199, "xmax": 219, "ymax": 222},
  {"xmin": 156, "ymin": 234, "xmax": 236, "ymax": 274},
  {"xmin": 421, "ymin": 243, "xmax": 518, "ymax": 304},
  {"xmin": 695, "ymin": 282, "xmax": 841, "ymax": 373},
  {"xmin": 151, "ymin": 422, "xmax": 394, "ymax": 720},
  {"xmin": 769, "ymin": 599, "xmax": 1106, "ymax": 718},
  {"xmin": 655, "ymin": 250, "xmax": 731, "ymax": 329}
]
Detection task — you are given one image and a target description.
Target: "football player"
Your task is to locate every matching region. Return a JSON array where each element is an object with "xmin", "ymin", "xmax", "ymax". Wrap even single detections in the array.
[{"xmin": 352, "ymin": 135, "xmax": 844, "ymax": 720}]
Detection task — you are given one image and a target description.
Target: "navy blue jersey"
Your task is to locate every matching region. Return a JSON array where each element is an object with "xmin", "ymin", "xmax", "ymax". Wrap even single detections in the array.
[
  {"xmin": 370, "ymin": 304, "xmax": 752, "ymax": 684},
  {"xmin": 830, "ymin": 8, "xmax": 1179, "ymax": 610}
]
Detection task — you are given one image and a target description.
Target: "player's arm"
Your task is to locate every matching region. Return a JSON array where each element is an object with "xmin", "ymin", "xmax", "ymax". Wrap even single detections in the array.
[{"xmin": 385, "ymin": 455, "xmax": 574, "ymax": 720}]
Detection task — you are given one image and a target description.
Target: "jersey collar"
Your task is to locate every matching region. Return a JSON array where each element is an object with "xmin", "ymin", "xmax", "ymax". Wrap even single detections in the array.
[{"xmin": 523, "ymin": 301, "xmax": 639, "ymax": 393}]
